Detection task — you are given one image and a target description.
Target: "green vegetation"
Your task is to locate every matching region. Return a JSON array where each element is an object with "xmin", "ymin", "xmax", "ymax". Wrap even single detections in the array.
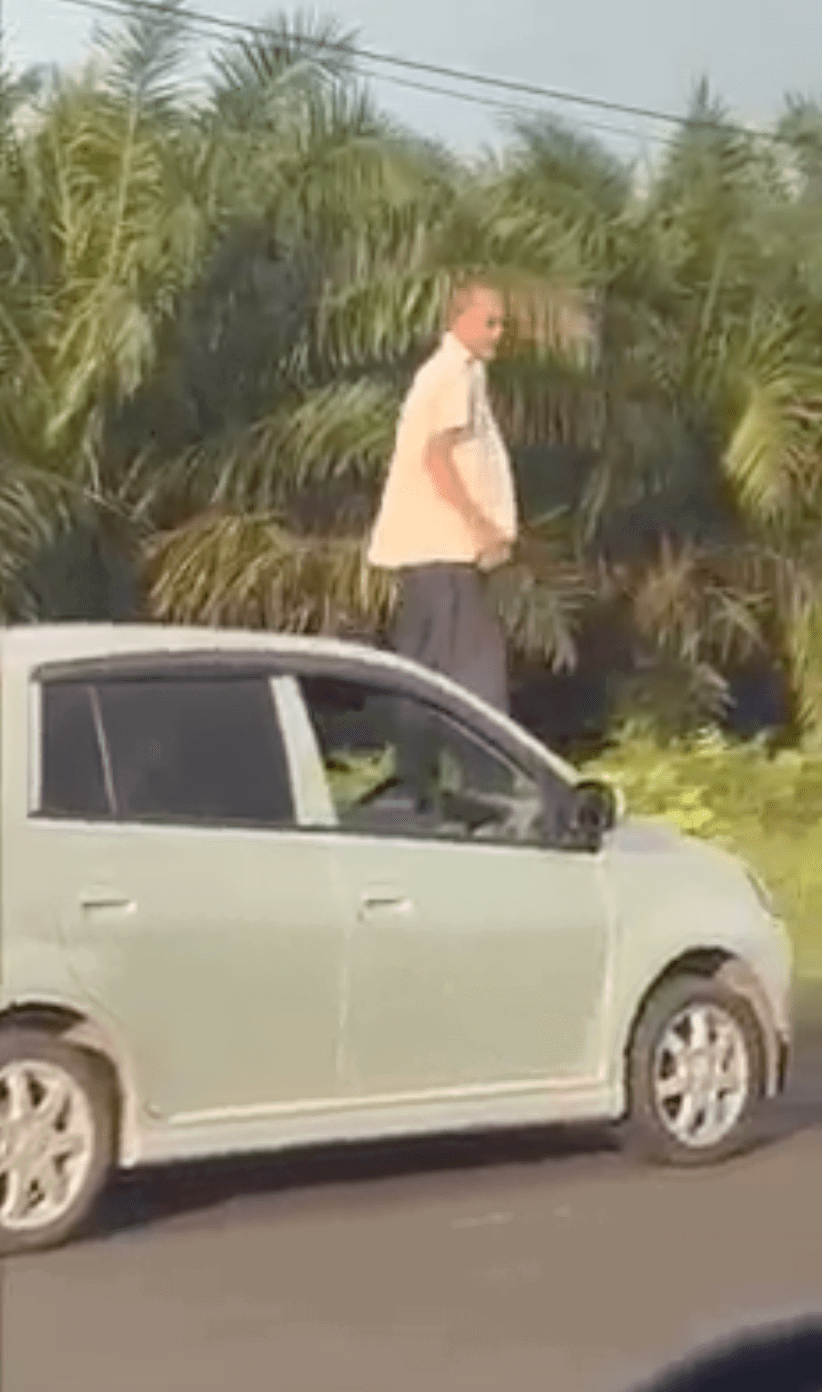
[
  {"xmin": 325, "ymin": 747, "xmax": 395, "ymax": 810},
  {"xmin": 3, "ymin": 2, "xmax": 822, "ymax": 748},
  {"xmin": 583, "ymin": 732, "xmax": 822, "ymax": 978},
  {"xmin": 4, "ymin": 5, "xmax": 822, "ymax": 972}
]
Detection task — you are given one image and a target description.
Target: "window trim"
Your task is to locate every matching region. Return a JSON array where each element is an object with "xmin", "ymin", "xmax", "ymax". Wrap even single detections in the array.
[
  {"xmin": 89, "ymin": 684, "xmax": 118, "ymax": 816},
  {"xmin": 31, "ymin": 648, "xmax": 572, "ymax": 794},
  {"xmin": 27, "ymin": 677, "xmax": 42, "ymax": 817},
  {"xmin": 292, "ymin": 672, "xmax": 551, "ymax": 850},
  {"xmin": 270, "ymin": 675, "xmax": 336, "ymax": 828},
  {"xmin": 31, "ymin": 680, "xmax": 114, "ymax": 824},
  {"xmin": 34, "ymin": 669, "xmax": 297, "ymax": 832}
]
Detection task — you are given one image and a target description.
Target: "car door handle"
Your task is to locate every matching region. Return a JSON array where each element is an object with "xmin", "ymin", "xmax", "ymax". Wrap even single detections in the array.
[
  {"xmin": 359, "ymin": 892, "xmax": 413, "ymax": 917},
  {"xmin": 79, "ymin": 892, "xmax": 136, "ymax": 915}
]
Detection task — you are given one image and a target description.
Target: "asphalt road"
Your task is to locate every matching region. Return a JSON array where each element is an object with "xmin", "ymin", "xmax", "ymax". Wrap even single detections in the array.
[{"xmin": 3, "ymin": 1033, "xmax": 822, "ymax": 1392}]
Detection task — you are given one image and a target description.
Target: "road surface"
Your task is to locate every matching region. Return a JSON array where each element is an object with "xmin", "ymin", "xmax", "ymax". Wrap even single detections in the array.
[{"xmin": 3, "ymin": 1031, "xmax": 822, "ymax": 1392}]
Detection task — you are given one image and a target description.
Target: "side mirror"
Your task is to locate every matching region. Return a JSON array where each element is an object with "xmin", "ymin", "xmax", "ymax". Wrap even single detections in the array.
[
  {"xmin": 571, "ymin": 778, "xmax": 619, "ymax": 844},
  {"xmin": 603, "ymin": 777, "xmax": 626, "ymax": 823}
]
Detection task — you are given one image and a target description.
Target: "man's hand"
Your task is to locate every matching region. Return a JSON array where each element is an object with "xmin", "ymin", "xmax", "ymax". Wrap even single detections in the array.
[
  {"xmin": 477, "ymin": 542, "xmax": 512, "ymax": 571},
  {"xmin": 424, "ymin": 431, "xmax": 511, "ymax": 568},
  {"xmin": 474, "ymin": 518, "xmax": 513, "ymax": 570}
]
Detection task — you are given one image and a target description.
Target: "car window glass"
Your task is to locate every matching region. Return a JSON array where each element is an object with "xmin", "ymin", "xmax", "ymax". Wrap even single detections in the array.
[
  {"xmin": 299, "ymin": 674, "xmax": 545, "ymax": 843},
  {"xmin": 40, "ymin": 681, "xmax": 111, "ymax": 819},
  {"xmin": 95, "ymin": 676, "xmax": 293, "ymax": 826}
]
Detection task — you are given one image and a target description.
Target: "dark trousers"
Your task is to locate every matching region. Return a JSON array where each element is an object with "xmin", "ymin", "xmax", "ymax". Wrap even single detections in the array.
[
  {"xmin": 390, "ymin": 563, "xmax": 509, "ymax": 802},
  {"xmin": 391, "ymin": 562, "xmax": 509, "ymax": 710}
]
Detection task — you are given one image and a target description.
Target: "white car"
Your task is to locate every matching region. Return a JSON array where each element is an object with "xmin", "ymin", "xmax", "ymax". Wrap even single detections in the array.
[{"xmin": 0, "ymin": 624, "xmax": 793, "ymax": 1254}]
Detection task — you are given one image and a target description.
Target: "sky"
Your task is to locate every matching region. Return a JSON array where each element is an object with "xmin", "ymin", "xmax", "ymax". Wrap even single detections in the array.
[{"xmin": 7, "ymin": 0, "xmax": 822, "ymax": 159}]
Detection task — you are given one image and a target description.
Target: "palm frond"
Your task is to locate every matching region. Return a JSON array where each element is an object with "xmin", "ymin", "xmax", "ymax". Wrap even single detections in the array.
[
  {"xmin": 273, "ymin": 84, "xmax": 435, "ymax": 239},
  {"xmin": 93, "ymin": 0, "xmax": 191, "ymax": 112},
  {"xmin": 724, "ymin": 364, "xmax": 822, "ymax": 523},
  {"xmin": 315, "ymin": 269, "xmax": 447, "ymax": 370},
  {"xmin": 493, "ymin": 556, "xmax": 593, "ymax": 669},
  {"xmin": 612, "ymin": 658, "xmax": 733, "ymax": 738},
  {"xmin": 144, "ymin": 505, "xmax": 597, "ymax": 671},
  {"xmin": 144, "ymin": 507, "xmax": 395, "ymax": 631},
  {"xmin": 777, "ymin": 96, "xmax": 822, "ymax": 185},
  {"xmin": 22, "ymin": 81, "xmax": 213, "ymax": 457},
  {"xmin": 0, "ymin": 455, "xmax": 82, "ymax": 607},
  {"xmin": 490, "ymin": 352, "xmax": 604, "ymax": 451},
  {"xmin": 209, "ymin": 10, "xmax": 358, "ymax": 131},
  {"xmin": 627, "ymin": 537, "xmax": 766, "ymax": 668},
  {"xmin": 651, "ymin": 79, "xmax": 758, "ymax": 210},
  {"xmin": 0, "ymin": 64, "xmax": 47, "ymax": 132},
  {"xmin": 130, "ymin": 376, "xmax": 399, "ymax": 518},
  {"xmin": 501, "ymin": 111, "xmax": 634, "ymax": 219}
]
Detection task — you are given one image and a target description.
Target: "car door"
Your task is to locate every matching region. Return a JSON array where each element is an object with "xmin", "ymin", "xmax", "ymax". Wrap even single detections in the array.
[
  {"xmin": 294, "ymin": 671, "xmax": 613, "ymax": 1100},
  {"xmin": 14, "ymin": 666, "xmax": 345, "ymax": 1122}
]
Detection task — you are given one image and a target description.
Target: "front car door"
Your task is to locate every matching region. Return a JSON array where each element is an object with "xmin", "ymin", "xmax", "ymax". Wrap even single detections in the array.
[
  {"xmin": 288, "ymin": 667, "xmax": 614, "ymax": 1101},
  {"xmin": 7, "ymin": 659, "xmax": 345, "ymax": 1122}
]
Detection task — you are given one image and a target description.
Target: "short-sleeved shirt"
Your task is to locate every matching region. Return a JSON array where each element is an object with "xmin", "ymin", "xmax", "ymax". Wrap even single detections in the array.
[{"xmin": 367, "ymin": 332, "xmax": 518, "ymax": 569}]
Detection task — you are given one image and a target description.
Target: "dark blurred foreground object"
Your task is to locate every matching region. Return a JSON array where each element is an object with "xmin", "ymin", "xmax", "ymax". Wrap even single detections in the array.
[
  {"xmin": 628, "ymin": 1320, "xmax": 822, "ymax": 1391},
  {"xmin": 13, "ymin": 512, "xmax": 144, "ymax": 622}
]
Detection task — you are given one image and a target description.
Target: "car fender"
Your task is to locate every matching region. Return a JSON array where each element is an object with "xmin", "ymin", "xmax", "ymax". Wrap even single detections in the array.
[
  {"xmin": 602, "ymin": 941, "xmax": 783, "ymax": 1101},
  {"xmin": 0, "ymin": 992, "xmax": 145, "ymax": 1165}
]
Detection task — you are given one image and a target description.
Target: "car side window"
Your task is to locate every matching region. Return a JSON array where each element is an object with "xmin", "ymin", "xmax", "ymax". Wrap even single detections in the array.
[
  {"xmin": 298, "ymin": 674, "xmax": 546, "ymax": 844},
  {"xmin": 94, "ymin": 675, "xmax": 294, "ymax": 827},
  {"xmin": 39, "ymin": 681, "xmax": 111, "ymax": 819}
]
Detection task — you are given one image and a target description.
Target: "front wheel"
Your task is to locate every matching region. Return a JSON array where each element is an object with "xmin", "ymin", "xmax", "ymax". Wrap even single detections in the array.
[
  {"xmin": 0, "ymin": 1029, "xmax": 115, "ymax": 1255},
  {"xmin": 625, "ymin": 974, "xmax": 766, "ymax": 1166}
]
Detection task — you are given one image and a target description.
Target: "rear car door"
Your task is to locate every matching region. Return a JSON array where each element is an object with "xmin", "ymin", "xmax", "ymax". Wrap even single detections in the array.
[{"xmin": 9, "ymin": 664, "xmax": 346, "ymax": 1122}]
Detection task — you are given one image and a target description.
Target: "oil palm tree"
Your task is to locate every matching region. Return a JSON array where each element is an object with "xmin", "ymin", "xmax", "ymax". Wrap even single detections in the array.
[
  {"xmin": 118, "ymin": 12, "xmax": 601, "ymax": 665},
  {"xmin": 4, "ymin": 7, "xmax": 822, "ymax": 744}
]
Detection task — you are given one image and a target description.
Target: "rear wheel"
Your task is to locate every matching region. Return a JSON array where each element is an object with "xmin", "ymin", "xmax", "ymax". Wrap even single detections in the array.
[
  {"xmin": 625, "ymin": 974, "xmax": 766, "ymax": 1165},
  {"xmin": 0, "ymin": 1029, "xmax": 114, "ymax": 1255}
]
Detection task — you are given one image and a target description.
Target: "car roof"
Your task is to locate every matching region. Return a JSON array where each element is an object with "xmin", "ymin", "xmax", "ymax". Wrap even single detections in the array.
[
  {"xmin": 0, "ymin": 622, "xmax": 445, "ymax": 689},
  {"xmin": 0, "ymin": 622, "xmax": 392, "ymax": 668},
  {"xmin": 0, "ymin": 622, "xmax": 579, "ymax": 785}
]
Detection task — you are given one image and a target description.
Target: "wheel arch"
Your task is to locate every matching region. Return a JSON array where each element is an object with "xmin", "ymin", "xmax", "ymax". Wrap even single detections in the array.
[
  {"xmin": 0, "ymin": 999, "xmax": 143, "ymax": 1165},
  {"xmin": 620, "ymin": 949, "xmax": 780, "ymax": 1100}
]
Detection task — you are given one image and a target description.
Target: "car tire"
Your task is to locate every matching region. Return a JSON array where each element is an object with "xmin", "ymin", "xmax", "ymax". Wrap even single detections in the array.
[
  {"xmin": 625, "ymin": 973, "xmax": 766, "ymax": 1166},
  {"xmin": 0, "ymin": 1028, "xmax": 115, "ymax": 1256}
]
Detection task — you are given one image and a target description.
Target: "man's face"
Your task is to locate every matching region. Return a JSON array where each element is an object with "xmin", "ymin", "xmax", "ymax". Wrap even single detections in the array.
[{"xmin": 454, "ymin": 287, "xmax": 506, "ymax": 361}]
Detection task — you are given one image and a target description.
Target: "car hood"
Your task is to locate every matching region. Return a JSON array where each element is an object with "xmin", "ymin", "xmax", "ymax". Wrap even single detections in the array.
[
  {"xmin": 601, "ymin": 813, "xmax": 792, "ymax": 997},
  {"xmin": 604, "ymin": 814, "xmax": 743, "ymax": 878}
]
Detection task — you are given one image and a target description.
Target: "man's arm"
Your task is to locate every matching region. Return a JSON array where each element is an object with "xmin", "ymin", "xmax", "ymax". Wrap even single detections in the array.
[{"xmin": 423, "ymin": 427, "xmax": 510, "ymax": 562}]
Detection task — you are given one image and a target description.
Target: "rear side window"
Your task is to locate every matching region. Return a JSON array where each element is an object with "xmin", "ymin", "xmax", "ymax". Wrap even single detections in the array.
[
  {"xmin": 40, "ymin": 682, "xmax": 111, "ymax": 819},
  {"xmin": 95, "ymin": 675, "xmax": 294, "ymax": 827}
]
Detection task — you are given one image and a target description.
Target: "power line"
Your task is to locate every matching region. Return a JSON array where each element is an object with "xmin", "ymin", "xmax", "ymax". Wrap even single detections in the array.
[
  {"xmin": 358, "ymin": 69, "xmax": 670, "ymax": 152},
  {"xmin": 55, "ymin": 0, "xmax": 672, "ymax": 154},
  {"xmin": 57, "ymin": 0, "xmax": 791, "ymax": 148}
]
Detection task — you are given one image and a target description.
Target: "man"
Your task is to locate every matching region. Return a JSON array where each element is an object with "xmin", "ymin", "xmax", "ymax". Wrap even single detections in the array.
[
  {"xmin": 367, "ymin": 276, "xmax": 518, "ymax": 806},
  {"xmin": 368, "ymin": 275, "xmax": 518, "ymax": 712}
]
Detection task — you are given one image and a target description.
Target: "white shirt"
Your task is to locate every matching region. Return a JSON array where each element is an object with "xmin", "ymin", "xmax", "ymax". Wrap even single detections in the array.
[{"xmin": 367, "ymin": 332, "xmax": 518, "ymax": 569}]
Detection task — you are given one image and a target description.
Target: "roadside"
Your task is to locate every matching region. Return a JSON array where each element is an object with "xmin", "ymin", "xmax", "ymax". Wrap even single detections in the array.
[{"xmin": 794, "ymin": 977, "xmax": 822, "ymax": 1031}]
